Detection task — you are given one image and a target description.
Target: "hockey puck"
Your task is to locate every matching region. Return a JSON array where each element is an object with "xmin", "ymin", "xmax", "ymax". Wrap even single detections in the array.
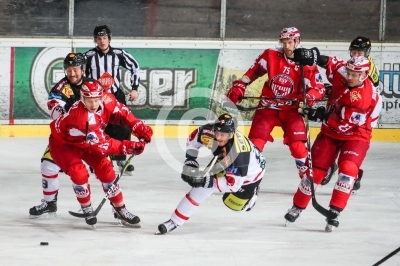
[{"xmin": 40, "ymin": 242, "xmax": 49, "ymax": 246}]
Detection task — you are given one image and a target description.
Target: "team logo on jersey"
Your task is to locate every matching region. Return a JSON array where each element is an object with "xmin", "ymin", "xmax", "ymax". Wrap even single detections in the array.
[
  {"xmin": 349, "ymin": 112, "xmax": 366, "ymax": 125},
  {"xmin": 350, "ymin": 90, "xmax": 362, "ymax": 102},
  {"xmin": 61, "ymin": 84, "xmax": 74, "ymax": 98},
  {"xmin": 269, "ymin": 74, "xmax": 294, "ymax": 97},
  {"xmin": 315, "ymin": 73, "xmax": 323, "ymax": 84},
  {"xmin": 87, "ymin": 132, "xmax": 99, "ymax": 144},
  {"xmin": 98, "ymin": 72, "xmax": 115, "ymax": 91}
]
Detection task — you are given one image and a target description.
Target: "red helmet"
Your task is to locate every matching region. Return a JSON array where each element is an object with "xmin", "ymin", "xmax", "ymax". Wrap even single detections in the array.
[
  {"xmin": 279, "ymin": 27, "xmax": 301, "ymax": 42},
  {"xmin": 346, "ymin": 56, "xmax": 370, "ymax": 73},
  {"xmin": 81, "ymin": 81, "xmax": 104, "ymax": 98}
]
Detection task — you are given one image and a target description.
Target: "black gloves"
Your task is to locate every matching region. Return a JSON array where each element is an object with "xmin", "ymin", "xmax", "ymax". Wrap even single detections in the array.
[
  {"xmin": 293, "ymin": 47, "xmax": 320, "ymax": 66},
  {"xmin": 302, "ymin": 106, "xmax": 327, "ymax": 122},
  {"xmin": 181, "ymin": 158, "xmax": 214, "ymax": 188},
  {"xmin": 181, "ymin": 158, "xmax": 199, "ymax": 183}
]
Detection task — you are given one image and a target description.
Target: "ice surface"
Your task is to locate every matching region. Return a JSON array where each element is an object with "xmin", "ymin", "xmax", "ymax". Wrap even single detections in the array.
[{"xmin": 1, "ymin": 138, "xmax": 399, "ymax": 266}]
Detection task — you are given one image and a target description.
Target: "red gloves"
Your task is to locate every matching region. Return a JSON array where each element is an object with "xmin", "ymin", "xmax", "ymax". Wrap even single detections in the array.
[
  {"xmin": 226, "ymin": 80, "xmax": 247, "ymax": 104},
  {"xmin": 131, "ymin": 121, "xmax": 153, "ymax": 143},
  {"xmin": 121, "ymin": 140, "xmax": 146, "ymax": 155}
]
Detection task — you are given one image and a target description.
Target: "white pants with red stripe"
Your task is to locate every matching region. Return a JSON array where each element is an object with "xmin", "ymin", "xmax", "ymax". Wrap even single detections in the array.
[{"xmin": 170, "ymin": 187, "xmax": 214, "ymax": 226}]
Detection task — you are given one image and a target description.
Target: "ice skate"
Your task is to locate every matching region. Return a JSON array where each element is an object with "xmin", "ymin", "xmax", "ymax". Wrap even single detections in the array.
[
  {"xmin": 29, "ymin": 199, "xmax": 57, "ymax": 219},
  {"xmin": 113, "ymin": 204, "xmax": 141, "ymax": 228},
  {"xmin": 81, "ymin": 205, "xmax": 97, "ymax": 229},
  {"xmin": 325, "ymin": 209, "xmax": 340, "ymax": 232},
  {"xmin": 284, "ymin": 205, "xmax": 302, "ymax": 225},
  {"xmin": 321, "ymin": 163, "xmax": 338, "ymax": 186},
  {"xmin": 117, "ymin": 160, "xmax": 134, "ymax": 176},
  {"xmin": 155, "ymin": 219, "xmax": 178, "ymax": 235},
  {"xmin": 110, "ymin": 202, "xmax": 122, "ymax": 225}
]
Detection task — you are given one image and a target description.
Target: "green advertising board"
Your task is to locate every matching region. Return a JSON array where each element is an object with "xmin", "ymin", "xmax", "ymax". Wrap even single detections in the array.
[{"xmin": 13, "ymin": 47, "xmax": 219, "ymax": 121}]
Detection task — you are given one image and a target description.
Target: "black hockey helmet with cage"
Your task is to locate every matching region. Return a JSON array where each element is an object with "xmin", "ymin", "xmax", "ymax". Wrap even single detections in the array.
[
  {"xmin": 93, "ymin": 25, "xmax": 112, "ymax": 40},
  {"xmin": 214, "ymin": 113, "xmax": 237, "ymax": 134},
  {"xmin": 349, "ymin": 36, "xmax": 371, "ymax": 56},
  {"xmin": 63, "ymin": 52, "xmax": 86, "ymax": 70}
]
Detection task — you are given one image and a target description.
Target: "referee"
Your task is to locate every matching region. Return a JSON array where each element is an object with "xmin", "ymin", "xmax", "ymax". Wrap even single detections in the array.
[{"xmin": 85, "ymin": 25, "xmax": 140, "ymax": 175}]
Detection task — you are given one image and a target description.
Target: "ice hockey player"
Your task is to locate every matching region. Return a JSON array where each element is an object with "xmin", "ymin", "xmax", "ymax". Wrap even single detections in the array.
[
  {"xmin": 48, "ymin": 80, "xmax": 152, "ymax": 227},
  {"xmin": 320, "ymin": 36, "xmax": 382, "ymax": 193},
  {"xmin": 285, "ymin": 47, "xmax": 380, "ymax": 232},
  {"xmin": 225, "ymin": 27, "xmax": 331, "ymax": 183},
  {"xmin": 156, "ymin": 113, "xmax": 266, "ymax": 235},
  {"xmin": 29, "ymin": 53, "xmax": 95, "ymax": 218}
]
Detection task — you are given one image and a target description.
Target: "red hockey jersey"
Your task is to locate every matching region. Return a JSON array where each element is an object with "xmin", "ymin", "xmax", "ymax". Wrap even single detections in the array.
[
  {"xmin": 50, "ymin": 92, "xmax": 143, "ymax": 156},
  {"xmin": 322, "ymin": 56, "xmax": 380, "ymax": 141},
  {"xmin": 244, "ymin": 48, "xmax": 325, "ymax": 109}
]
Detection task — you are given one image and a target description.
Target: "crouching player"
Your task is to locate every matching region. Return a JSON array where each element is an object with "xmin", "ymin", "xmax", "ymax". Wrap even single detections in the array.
[{"xmin": 156, "ymin": 113, "xmax": 266, "ymax": 235}]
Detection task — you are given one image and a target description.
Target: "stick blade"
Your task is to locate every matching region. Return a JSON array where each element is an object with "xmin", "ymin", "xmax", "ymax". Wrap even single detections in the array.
[{"xmin": 68, "ymin": 211, "xmax": 90, "ymax": 218}]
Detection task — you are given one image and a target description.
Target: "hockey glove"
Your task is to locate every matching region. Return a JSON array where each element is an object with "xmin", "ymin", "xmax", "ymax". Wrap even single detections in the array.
[
  {"xmin": 121, "ymin": 140, "xmax": 146, "ymax": 155},
  {"xmin": 187, "ymin": 172, "xmax": 214, "ymax": 188},
  {"xmin": 181, "ymin": 158, "xmax": 199, "ymax": 183},
  {"xmin": 302, "ymin": 106, "xmax": 326, "ymax": 122},
  {"xmin": 227, "ymin": 80, "xmax": 247, "ymax": 104},
  {"xmin": 132, "ymin": 121, "xmax": 153, "ymax": 143},
  {"xmin": 293, "ymin": 47, "xmax": 320, "ymax": 66}
]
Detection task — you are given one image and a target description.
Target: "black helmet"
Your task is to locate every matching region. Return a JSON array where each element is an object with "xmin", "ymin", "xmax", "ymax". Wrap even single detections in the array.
[
  {"xmin": 349, "ymin": 36, "xmax": 371, "ymax": 56},
  {"xmin": 63, "ymin": 53, "xmax": 86, "ymax": 70},
  {"xmin": 214, "ymin": 113, "xmax": 237, "ymax": 134},
  {"xmin": 93, "ymin": 25, "xmax": 112, "ymax": 40}
]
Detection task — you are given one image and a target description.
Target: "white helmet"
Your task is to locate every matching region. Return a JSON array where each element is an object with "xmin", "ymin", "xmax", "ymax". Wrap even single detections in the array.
[{"xmin": 279, "ymin": 27, "xmax": 301, "ymax": 43}]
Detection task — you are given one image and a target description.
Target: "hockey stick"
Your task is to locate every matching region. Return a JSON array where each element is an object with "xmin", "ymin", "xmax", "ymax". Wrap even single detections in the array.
[
  {"xmin": 222, "ymin": 100, "xmax": 297, "ymax": 112},
  {"xmin": 239, "ymin": 96, "xmax": 297, "ymax": 101},
  {"xmin": 372, "ymin": 246, "xmax": 400, "ymax": 266},
  {"xmin": 68, "ymin": 153, "xmax": 136, "ymax": 218},
  {"xmin": 300, "ymin": 65, "xmax": 337, "ymax": 220},
  {"xmin": 205, "ymin": 155, "xmax": 219, "ymax": 175}
]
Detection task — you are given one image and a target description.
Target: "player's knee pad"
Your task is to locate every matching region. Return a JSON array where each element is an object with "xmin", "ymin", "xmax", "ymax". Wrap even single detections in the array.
[
  {"xmin": 222, "ymin": 181, "xmax": 260, "ymax": 211},
  {"xmin": 338, "ymin": 160, "xmax": 358, "ymax": 177},
  {"xmin": 67, "ymin": 163, "xmax": 89, "ymax": 185},
  {"xmin": 102, "ymin": 182, "xmax": 122, "ymax": 198},
  {"xmin": 288, "ymin": 141, "xmax": 307, "ymax": 159},
  {"xmin": 41, "ymin": 160, "xmax": 60, "ymax": 177},
  {"xmin": 72, "ymin": 182, "xmax": 91, "ymax": 204},
  {"xmin": 249, "ymin": 138, "xmax": 266, "ymax": 152},
  {"xmin": 92, "ymin": 157, "xmax": 115, "ymax": 183}
]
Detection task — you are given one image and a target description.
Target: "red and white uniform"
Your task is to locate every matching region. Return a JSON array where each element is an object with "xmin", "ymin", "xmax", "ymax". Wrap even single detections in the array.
[
  {"xmin": 246, "ymin": 48, "xmax": 325, "ymax": 178},
  {"xmin": 245, "ymin": 48, "xmax": 325, "ymax": 111},
  {"xmin": 292, "ymin": 56, "xmax": 380, "ymax": 211},
  {"xmin": 40, "ymin": 77, "xmax": 97, "ymax": 202},
  {"xmin": 323, "ymin": 56, "xmax": 380, "ymax": 141},
  {"xmin": 169, "ymin": 124, "xmax": 266, "ymax": 226},
  {"xmin": 49, "ymin": 92, "xmax": 146, "ymax": 207}
]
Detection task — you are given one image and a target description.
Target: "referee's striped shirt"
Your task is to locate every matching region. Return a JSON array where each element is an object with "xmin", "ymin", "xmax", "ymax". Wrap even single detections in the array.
[{"xmin": 84, "ymin": 46, "xmax": 140, "ymax": 93}]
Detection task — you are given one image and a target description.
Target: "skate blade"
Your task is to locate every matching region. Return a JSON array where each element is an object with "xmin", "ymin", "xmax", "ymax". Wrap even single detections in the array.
[
  {"xmin": 120, "ymin": 220, "xmax": 141, "ymax": 228},
  {"xmin": 284, "ymin": 220, "xmax": 292, "ymax": 227},
  {"xmin": 90, "ymin": 224, "xmax": 97, "ymax": 230},
  {"xmin": 29, "ymin": 212, "xmax": 57, "ymax": 219},
  {"xmin": 154, "ymin": 230, "xmax": 164, "ymax": 235},
  {"xmin": 325, "ymin": 224, "xmax": 334, "ymax": 232}
]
